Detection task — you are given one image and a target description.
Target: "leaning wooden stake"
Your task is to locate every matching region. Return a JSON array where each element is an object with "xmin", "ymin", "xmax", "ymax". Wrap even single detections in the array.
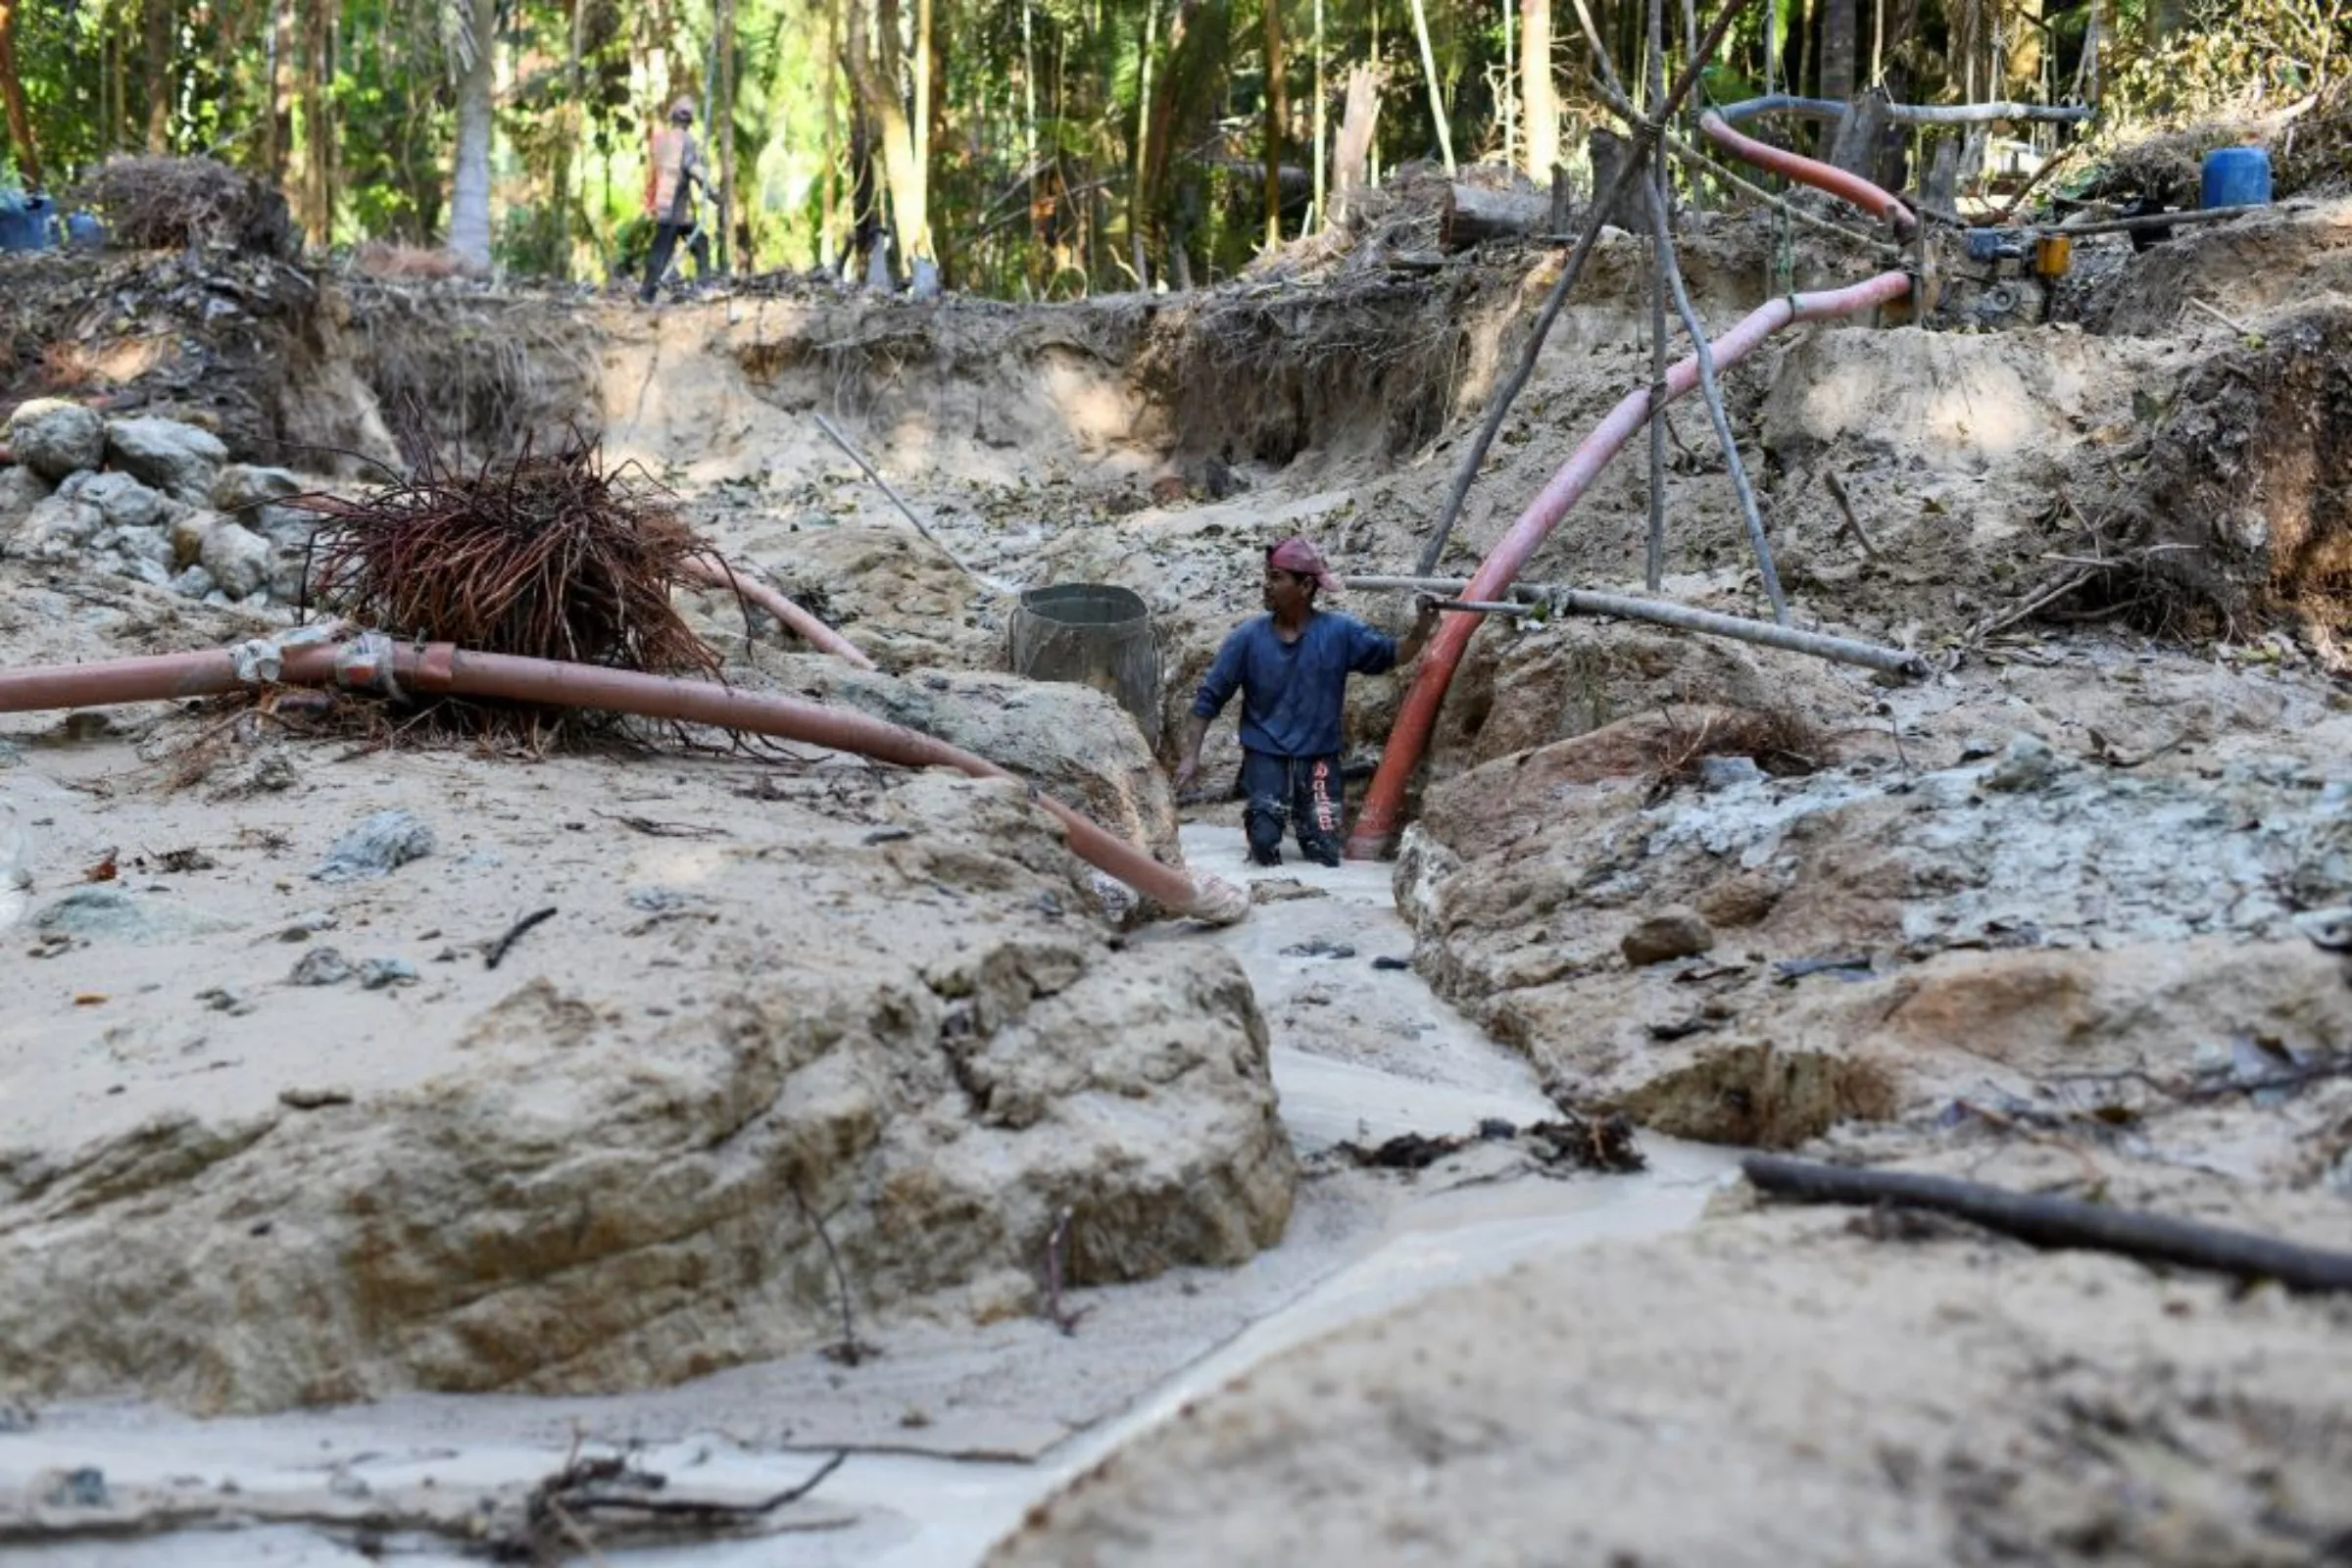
[
  {"xmin": 1576, "ymin": 0, "xmax": 1787, "ymax": 620},
  {"xmin": 1642, "ymin": 179, "xmax": 1788, "ymax": 621},
  {"xmin": 1744, "ymin": 1154, "xmax": 2352, "ymax": 1294},
  {"xmin": 1414, "ymin": 0, "xmax": 1759, "ymax": 577},
  {"xmin": 812, "ymin": 413, "xmax": 1011, "ymax": 594}
]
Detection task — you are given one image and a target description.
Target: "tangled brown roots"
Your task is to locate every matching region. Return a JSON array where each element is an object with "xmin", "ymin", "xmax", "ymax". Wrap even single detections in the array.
[
  {"xmin": 284, "ymin": 436, "xmax": 725, "ymax": 742},
  {"xmin": 66, "ymin": 155, "xmax": 298, "ymax": 257}
]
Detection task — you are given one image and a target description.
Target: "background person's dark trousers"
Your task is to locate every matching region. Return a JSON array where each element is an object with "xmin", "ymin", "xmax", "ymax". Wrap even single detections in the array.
[{"xmin": 638, "ymin": 222, "xmax": 710, "ymax": 302}]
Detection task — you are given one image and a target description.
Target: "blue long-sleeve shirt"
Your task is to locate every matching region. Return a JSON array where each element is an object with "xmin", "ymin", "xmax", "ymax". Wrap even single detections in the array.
[{"xmin": 1192, "ymin": 611, "xmax": 1399, "ymax": 759}]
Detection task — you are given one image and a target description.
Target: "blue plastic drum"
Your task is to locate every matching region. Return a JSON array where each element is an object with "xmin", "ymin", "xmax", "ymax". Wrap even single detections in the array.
[{"xmin": 2202, "ymin": 146, "xmax": 2273, "ymax": 209}]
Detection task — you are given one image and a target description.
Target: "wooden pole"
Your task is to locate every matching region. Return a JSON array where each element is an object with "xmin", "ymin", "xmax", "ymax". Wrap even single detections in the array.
[{"xmin": 1406, "ymin": 0, "xmax": 1453, "ymax": 173}]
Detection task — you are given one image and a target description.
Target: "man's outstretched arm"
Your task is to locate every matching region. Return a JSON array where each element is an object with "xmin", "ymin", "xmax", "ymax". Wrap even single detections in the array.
[{"xmin": 1396, "ymin": 596, "xmax": 1443, "ymax": 663}]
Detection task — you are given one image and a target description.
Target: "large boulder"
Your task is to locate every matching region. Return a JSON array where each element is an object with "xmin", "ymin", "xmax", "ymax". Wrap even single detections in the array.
[
  {"xmin": 0, "ymin": 465, "xmax": 51, "ymax": 535},
  {"xmin": 1397, "ymin": 717, "xmax": 2352, "ymax": 1145},
  {"xmin": 105, "ymin": 416, "xmax": 229, "ymax": 506},
  {"xmin": 59, "ymin": 469, "xmax": 172, "ymax": 532},
  {"xmin": 6, "ymin": 399, "xmax": 106, "ymax": 481},
  {"xmin": 0, "ymin": 772, "xmax": 1296, "ymax": 1413},
  {"xmin": 783, "ymin": 659, "xmax": 1183, "ymax": 866},
  {"xmin": 211, "ymin": 463, "xmax": 304, "ymax": 514},
  {"xmin": 197, "ymin": 517, "xmax": 274, "ymax": 599},
  {"xmin": 10, "ymin": 493, "xmax": 104, "ymax": 561}
]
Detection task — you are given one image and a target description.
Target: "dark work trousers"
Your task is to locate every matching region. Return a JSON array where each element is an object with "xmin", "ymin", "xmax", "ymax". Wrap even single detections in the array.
[
  {"xmin": 1241, "ymin": 749, "xmax": 1345, "ymax": 866},
  {"xmin": 638, "ymin": 221, "xmax": 710, "ymax": 302}
]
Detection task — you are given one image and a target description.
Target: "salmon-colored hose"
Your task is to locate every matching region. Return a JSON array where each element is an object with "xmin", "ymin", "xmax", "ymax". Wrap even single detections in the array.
[
  {"xmin": 1345, "ymin": 270, "xmax": 1914, "ymax": 859},
  {"xmin": 1698, "ymin": 112, "xmax": 1920, "ymax": 240},
  {"xmin": 0, "ymin": 639, "xmax": 1249, "ymax": 924},
  {"xmin": 679, "ymin": 557, "xmax": 877, "ymax": 669}
]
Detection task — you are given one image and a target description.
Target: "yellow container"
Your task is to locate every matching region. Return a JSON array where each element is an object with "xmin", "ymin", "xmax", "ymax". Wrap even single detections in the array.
[{"xmin": 2035, "ymin": 234, "xmax": 2073, "ymax": 278}]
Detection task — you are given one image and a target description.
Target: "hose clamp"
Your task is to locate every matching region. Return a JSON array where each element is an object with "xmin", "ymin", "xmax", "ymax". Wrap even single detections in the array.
[
  {"xmin": 334, "ymin": 631, "xmax": 405, "ymax": 702},
  {"xmin": 227, "ymin": 621, "xmax": 343, "ymax": 686}
]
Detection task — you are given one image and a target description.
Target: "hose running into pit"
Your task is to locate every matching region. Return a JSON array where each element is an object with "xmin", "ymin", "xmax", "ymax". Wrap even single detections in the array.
[{"xmin": 1346, "ymin": 111, "xmax": 1934, "ymax": 860}]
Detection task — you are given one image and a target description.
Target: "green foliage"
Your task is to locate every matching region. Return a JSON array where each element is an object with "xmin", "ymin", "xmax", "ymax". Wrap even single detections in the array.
[{"xmin": 0, "ymin": 0, "xmax": 2328, "ymax": 294}]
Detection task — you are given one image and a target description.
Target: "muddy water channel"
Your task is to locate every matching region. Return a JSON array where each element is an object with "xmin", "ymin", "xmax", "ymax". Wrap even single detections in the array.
[{"xmin": 1, "ymin": 825, "xmax": 1735, "ymax": 1566}]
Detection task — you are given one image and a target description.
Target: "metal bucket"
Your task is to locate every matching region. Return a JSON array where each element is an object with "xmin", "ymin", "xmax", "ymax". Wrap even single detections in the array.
[{"xmin": 1007, "ymin": 583, "xmax": 1161, "ymax": 744}]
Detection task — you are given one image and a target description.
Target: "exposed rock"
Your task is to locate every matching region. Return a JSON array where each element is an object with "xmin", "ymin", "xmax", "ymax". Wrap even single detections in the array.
[
  {"xmin": 170, "ymin": 564, "xmax": 217, "ymax": 598},
  {"xmin": 1982, "ymin": 731, "xmax": 2063, "ymax": 792},
  {"xmin": 0, "ymin": 466, "xmax": 54, "ymax": 532},
  {"xmin": 1400, "ymin": 716, "xmax": 2352, "ymax": 1144},
  {"xmin": 290, "ymin": 948, "xmax": 354, "ymax": 986},
  {"xmin": 0, "ymin": 774, "xmax": 1296, "ymax": 1413},
  {"xmin": 211, "ymin": 464, "xmax": 304, "ymax": 514},
  {"xmin": 1697, "ymin": 754, "xmax": 1767, "ymax": 790},
  {"xmin": 1620, "ymin": 906, "xmax": 1714, "ymax": 966},
  {"xmin": 0, "ymin": 807, "xmax": 27, "ymax": 934},
  {"xmin": 105, "ymin": 416, "xmax": 229, "ymax": 506},
  {"xmin": 11, "ymin": 495, "xmax": 103, "ymax": 560},
  {"xmin": 31, "ymin": 888, "xmax": 239, "ymax": 944},
  {"xmin": 6, "ymin": 400, "xmax": 107, "ymax": 482},
  {"xmin": 58, "ymin": 470, "xmax": 171, "ymax": 533},
  {"xmin": 197, "ymin": 518, "xmax": 273, "ymax": 599},
  {"xmin": 168, "ymin": 511, "xmax": 211, "ymax": 570},
  {"xmin": 784, "ymin": 658, "xmax": 1182, "ymax": 866},
  {"xmin": 311, "ymin": 809, "xmax": 435, "ymax": 883}
]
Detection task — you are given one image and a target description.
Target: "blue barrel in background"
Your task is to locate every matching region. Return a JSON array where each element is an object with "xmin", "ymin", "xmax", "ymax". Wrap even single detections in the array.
[
  {"xmin": 2203, "ymin": 146, "xmax": 2274, "ymax": 209},
  {"xmin": 0, "ymin": 193, "xmax": 52, "ymax": 253}
]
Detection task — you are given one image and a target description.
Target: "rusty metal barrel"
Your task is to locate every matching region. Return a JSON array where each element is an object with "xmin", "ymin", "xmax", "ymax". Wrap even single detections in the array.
[{"xmin": 1007, "ymin": 583, "xmax": 1161, "ymax": 744}]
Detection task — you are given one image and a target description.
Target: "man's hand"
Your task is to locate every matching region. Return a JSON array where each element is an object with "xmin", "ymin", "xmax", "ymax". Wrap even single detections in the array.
[
  {"xmin": 1399, "ymin": 595, "xmax": 1444, "ymax": 662},
  {"xmin": 1174, "ymin": 755, "xmax": 1200, "ymax": 795}
]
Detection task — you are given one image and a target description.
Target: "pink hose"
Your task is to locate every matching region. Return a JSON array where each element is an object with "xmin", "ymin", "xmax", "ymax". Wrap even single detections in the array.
[
  {"xmin": 1698, "ymin": 112, "xmax": 1920, "ymax": 239},
  {"xmin": 1346, "ymin": 270, "xmax": 1914, "ymax": 858},
  {"xmin": 0, "ymin": 638, "xmax": 1249, "ymax": 924},
  {"xmin": 679, "ymin": 557, "xmax": 876, "ymax": 669}
]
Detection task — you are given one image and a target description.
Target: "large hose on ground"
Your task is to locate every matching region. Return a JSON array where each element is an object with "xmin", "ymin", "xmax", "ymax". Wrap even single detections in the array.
[
  {"xmin": 0, "ymin": 636, "xmax": 1250, "ymax": 925},
  {"xmin": 1344, "ymin": 269, "xmax": 1913, "ymax": 859}
]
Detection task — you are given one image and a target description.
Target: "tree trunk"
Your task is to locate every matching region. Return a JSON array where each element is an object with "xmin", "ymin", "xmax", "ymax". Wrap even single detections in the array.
[
  {"xmin": 1439, "ymin": 181, "xmax": 1550, "ymax": 248},
  {"xmin": 1331, "ymin": 61, "xmax": 1380, "ymax": 222},
  {"xmin": 0, "ymin": 0, "xmax": 41, "ymax": 190},
  {"xmin": 1262, "ymin": 0, "xmax": 1284, "ymax": 246},
  {"xmin": 1133, "ymin": 0, "xmax": 1159, "ymax": 278},
  {"xmin": 299, "ymin": 0, "xmax": 332, "ymax": 246},
  {"xmin": 144, "ymin": 0, "xmax": 172, "ymax": 153},
  {"xmin": 718, "ymin": 0, "xmax": 737, "ymax": 272},
  {"xmin": 2004, "ymin": 0, "xmax": 2042, "ymax": 100},
  {"xmin": 1520, "ymin": 0, "xmax": 1554, "ymax": 180},
  {"xmin": 1405, "ymin": 0, "xmax": 1452, "ymax": 172},
  {"xmin": 447, "ymin": 0, "xmax": 497, "ymax": 269},
  {"xmin": 1819, "ymin": 0, "xmax": 1855, "ymax": 105},
  {"xmin": 821, "ymin": 0, "xmax": 842, "ymax": 270},
  {"xmin": 1311, "ymin": 0, "xmax": 1325, "ymax": 228},
  {"xmin": 847, "ymin": 0, "xmax": 935, "ymax": 270}
]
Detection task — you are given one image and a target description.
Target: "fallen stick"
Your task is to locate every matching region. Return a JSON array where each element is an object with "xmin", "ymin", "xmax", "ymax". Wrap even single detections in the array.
[
  {"xmin": 2185, "ymin": 295, "xmax": 2255, "ymax": 336},
  {"xmin": 1821, "ymin": 469, "xmax": 1881, "ymax": 561},
  {"xmin": 485, "ymin": 906, "xmax": 559, "ymax": 970},
  {"xmin": 678, "ymin": 556, "xmax": 876, "ymax": 669},
  {"xmin": 811, "ymin": 413, "xmax": 1012, "ymax": 594},
  {"xmin": 1742, "ymin": 1153, "xmax": 2352, "ymax": 1293},
  {"xmin": 1413, "ymin": 0, "xmax": 1759, "ymax": 576}
]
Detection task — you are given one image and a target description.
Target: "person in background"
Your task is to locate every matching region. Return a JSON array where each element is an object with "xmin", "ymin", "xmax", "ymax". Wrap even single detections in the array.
[
  {"xmin": 1177, "ymin": 537, "xmax": 1439, "ymax": 867},
  {"xmin": 639, "ymin": 97, "xmax": 714, "ymax": 304}
]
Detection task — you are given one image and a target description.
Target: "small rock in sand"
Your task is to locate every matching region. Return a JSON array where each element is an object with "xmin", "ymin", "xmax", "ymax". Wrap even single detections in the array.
[
  {"xmin": 290, "ymin": 948, "xmax": 354, "ymax": 986},
  {"xmin": 1621, "ymin": 906, "xmax": 1716, "ymax": 967},
  {"xmin": 312, "ymin": 810, "xmax": 435, "ymax": 883}
]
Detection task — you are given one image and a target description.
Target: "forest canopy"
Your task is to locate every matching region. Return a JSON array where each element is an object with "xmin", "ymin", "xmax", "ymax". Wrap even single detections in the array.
[{"xmin": 0, "ymin": 0, "xmax": 2335, "ymax": 297}]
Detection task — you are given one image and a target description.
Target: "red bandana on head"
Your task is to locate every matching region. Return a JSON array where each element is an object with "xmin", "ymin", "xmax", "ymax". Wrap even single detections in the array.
[{"xmin": 1266, "ymin": 536, "xmax": 1340, "ymax": 595}]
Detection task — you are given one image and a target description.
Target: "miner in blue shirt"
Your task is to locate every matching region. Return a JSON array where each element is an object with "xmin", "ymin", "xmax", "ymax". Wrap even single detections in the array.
[{"xmin": 1177, "ymin": 537, "xmax": 1439, "ymax": 867}]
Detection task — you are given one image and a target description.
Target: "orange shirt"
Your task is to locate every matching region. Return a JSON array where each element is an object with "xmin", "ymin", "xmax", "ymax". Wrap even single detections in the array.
[{"xmin": 646, "ymin": 126, "xmax": 706, "ymax": 220}]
